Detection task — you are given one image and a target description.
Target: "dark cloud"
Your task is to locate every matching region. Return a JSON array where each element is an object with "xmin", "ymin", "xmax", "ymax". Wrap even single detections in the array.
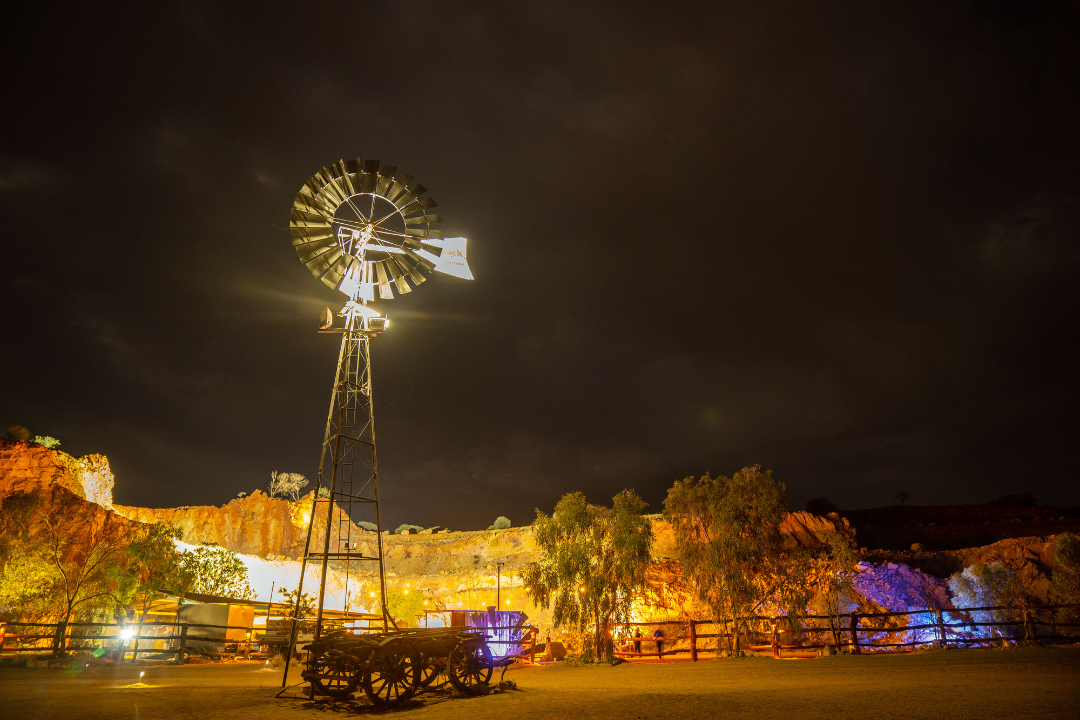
[{"xmin": 2, "ymin": 1, "xmax": 1078, "ymax": 528}]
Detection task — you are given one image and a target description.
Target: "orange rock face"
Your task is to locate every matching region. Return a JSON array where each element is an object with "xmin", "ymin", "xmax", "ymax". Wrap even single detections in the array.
[
  {"xmin": 113, "ymin": 490, "xmax": 312, "ymax": 560},
  {"xmin": 0, "ymin": 440, "xmax": 86, "ymax": 500},
  {"xmin": 0, "ymin": 440, "xmax": 115, "ymax": 508}
]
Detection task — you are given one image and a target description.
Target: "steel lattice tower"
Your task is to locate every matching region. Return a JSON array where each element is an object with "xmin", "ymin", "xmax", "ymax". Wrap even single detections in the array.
[{"xmin": 282, "ymin": 314, "xmax": 389, "ymax": 683}]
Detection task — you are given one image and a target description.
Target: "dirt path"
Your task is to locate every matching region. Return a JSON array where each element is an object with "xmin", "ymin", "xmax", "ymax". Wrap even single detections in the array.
[{"xmin": 2, "ymin": 647, "xmax": 1078, "ymax": 720}]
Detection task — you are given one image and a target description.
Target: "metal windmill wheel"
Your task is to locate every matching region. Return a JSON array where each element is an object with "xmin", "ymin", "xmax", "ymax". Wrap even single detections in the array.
[{"xmin": 290, "ymin": 157, "xmax": 472, "ymax": 307}]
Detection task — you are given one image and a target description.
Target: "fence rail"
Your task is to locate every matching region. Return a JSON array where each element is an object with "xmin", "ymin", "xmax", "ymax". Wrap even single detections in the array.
[{"xmin": 613, "ymin": 603, "xmax": 1080, "ymax": 661}]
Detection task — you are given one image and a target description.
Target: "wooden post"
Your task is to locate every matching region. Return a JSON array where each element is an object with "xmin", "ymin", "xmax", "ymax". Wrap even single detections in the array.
[
  {"xmin": 688, "ymin": 620, "xmax": 698, "ymax": 662},
  {"xmin": 936, "ymin": 609, "xmax": 946, "ymax": 645},
  {"xmin": 849, "ymin": 613, "xmax": 860, "ymax": 654},
  {"xmin": 178, "ymin": 623, "xmax": 188, "ymax": 664},
  {"xmin": 52, "ymin": 621, "xmax": 66, "ymax": 655},
  {"xmin": 771, "ymin": 621, "xmax": 779, "ymax": 659}
]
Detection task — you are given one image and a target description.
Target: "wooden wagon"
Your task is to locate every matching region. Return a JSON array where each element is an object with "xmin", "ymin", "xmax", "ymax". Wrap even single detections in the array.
[{"xmin": 301, "ymin": 627, "xmax": 503, "ymax": 706}]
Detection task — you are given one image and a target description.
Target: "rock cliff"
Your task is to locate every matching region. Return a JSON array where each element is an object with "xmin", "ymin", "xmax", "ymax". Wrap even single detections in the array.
[{"xmin": 0, "ymin": 439, "xmax": 114, "ymax": 507}]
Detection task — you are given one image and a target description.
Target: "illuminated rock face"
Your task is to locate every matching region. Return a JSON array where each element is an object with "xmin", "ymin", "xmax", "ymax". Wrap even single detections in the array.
[{"xmin": 0, "ymin": 440, "xmax": 113, "ymax": 507}]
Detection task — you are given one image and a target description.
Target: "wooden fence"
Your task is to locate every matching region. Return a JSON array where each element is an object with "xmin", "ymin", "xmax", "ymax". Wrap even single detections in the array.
[
  {"xmin": 614, "ymin": 603, "xmax": 1080, "ymax": 661},
  {"xmin": 5, "ymin": 604, "xmax": 1078, "ymax": 664},
  {"xmin": 0, "ymin": 619, "xmax": 275, "ymax": 662}
]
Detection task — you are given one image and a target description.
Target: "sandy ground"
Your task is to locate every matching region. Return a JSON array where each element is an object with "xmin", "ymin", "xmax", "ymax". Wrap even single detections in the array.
[{"xmin": 2, "ymin": 647, "xmax": 1078, "ymax": 720}]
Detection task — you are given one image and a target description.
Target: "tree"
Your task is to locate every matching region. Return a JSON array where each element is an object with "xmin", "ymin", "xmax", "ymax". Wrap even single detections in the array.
[
  {"xmin": 278, "ymin": 587, "xmax": 316, "ymax": 618},
  {"xmin": 0, "ymin": 491, "xmax": 149, "ymax": 631},
  {"xmin": 269, "ymin": 471, "xmax": 309, "ymax": 501},
  {"xmin": 176, "ymin": 544, "xmax": 256, "ymax": 599},
  {"xmin": 895, "ymin": 491, "xmax": 910, "ymax": 506},
  {"xmin": 126, "ymin": 523, "xmax": 188, "ymax": 651},
  {"xmin": 32, "ymin": 435, "xmax": 61, "ymax": 450},
  {"xmin": 662, "ymin": 465, "xmax": 788, "ymax": 654},
  {"xmin": 523, "ymin": 489, "xmax": 653, "ymax": 662},
  {"xmin": 808, "ymin": 535, "xmax": 859, "ymax": 646},
  {"xmin": 43, "ymin": 494, "xmax": 137, "ymax": 630},
  {"xmin": 488, "ymin": 516, "xmax": 511, "ymax": 530}
]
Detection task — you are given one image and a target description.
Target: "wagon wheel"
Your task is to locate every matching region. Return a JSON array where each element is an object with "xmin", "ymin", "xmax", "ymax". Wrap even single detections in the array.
[
  {"xmin": 418, "ymin": 651, "xmax": 448, "ymax": 689},
  {"xmin": 308, "ymin": 649, "xmax": 362, "ymax": 697},
  {"xmin": 447, "ymin": 639, "xmax": 492, "ymax": 694},
  {"xmin": 363, "ymin": 639, "xmax": 420, "ymax": 707}
]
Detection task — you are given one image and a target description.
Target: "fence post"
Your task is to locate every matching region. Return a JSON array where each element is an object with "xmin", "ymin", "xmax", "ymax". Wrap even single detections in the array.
[
  {"xmin": 178, "ymin": 624, "xmax": 188, "ymax": 665},
  {"xmin": 935, "ymin": 609, "xmax": 946, "ymax": 644},
  {"xmin": 1024, "ymin": 609, "xmax": 1038, "ymax": 641},
  {"xmin": 688, "ymin": 620, "xmax": 698, "ymax": 662},
  {"xmin": 849, "ymin": 613, "xmax": 860, "ymax": 654},
  {"xmin": 52, "ymin": 621, "xmax": 66, "ymax": 655}
]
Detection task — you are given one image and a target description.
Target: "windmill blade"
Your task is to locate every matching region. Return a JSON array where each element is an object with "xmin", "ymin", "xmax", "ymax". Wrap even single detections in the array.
[
  {"xmin": 375, "ymin": 173, "xmax": 393, "ymax": 197},
  {"xmin": 405, "ymin": 227, "xmax": 444, "ymax": 239},
  {"xmin": 364, "ymin": 159, "xmax": 381, "ymax": 175},
  {"xmin": 359, "ymin": 171, "xmax": 378, "ymax": 193},
  {"xmin": 385, "ymin": 180, "xmax": 409, "ymax": 203},
  {"xmin": 297, "ymin": 242, "xmax": 340, "ymax": 267},
  {"xmin": 394, "ymin": 172, "xmax": 415, "ymax": 188},
  {"xmin": 392, "ymin": 191, "xmax": 418, "ymax": 212},
  {"xmin": 393, "ymin": 254, "xmax": 426, "ymax": 286},
  {"xmin": 299, "ymin": 184, "xmax": 337, "ymax": 217},
  {"xmin": 379, "ymin": 165, "xmax": 398, "ymax": 178},
  {"xmin": 291, "ymin": 229, "xmax": 335, "ymax": 246},
  {"xmin": 318, "ymin": 252, "xmax": 350, "ymax": 290},
  {"xmin": 336, "ymin": 160, "xmax": 355, "ymax": 194},
  {"xmin": 384, "ymin": 256, "xmax": 412, "ymax": 293},
  {"xmin": 293, "ymin": 196, "xmax": 331, "ymax": 220},
  {"xmin": 403, "ymin": 246, "xmax": 436, "ymax": 272},
  {"xmin": 403, "ymin": 213, "xmax": 442, "ymax": 226},
  {"xmin": 375, "ymin": 260, "xmax": 394, "ymax": 299}
]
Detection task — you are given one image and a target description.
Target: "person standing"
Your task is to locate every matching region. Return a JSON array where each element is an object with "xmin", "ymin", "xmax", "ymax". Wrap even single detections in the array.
[
  {"xmin": 653, "ymin": 628, "xmax": 664, "ymax": 658},
  {"xmin": 633, "ymin": 628, "xmax": 642, "ymax": 655}
]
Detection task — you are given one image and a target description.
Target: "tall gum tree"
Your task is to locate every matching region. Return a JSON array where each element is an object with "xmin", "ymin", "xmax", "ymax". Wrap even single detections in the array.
[
  {"xmin": 523, "ymin": 489, "xmax": 653, "ymax": 661},
  {"xmin": 663, "ymin": 465, "xmax": 788, "ymax": 654}
]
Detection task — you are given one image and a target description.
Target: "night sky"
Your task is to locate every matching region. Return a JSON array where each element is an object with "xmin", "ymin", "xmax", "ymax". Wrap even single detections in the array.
[{"xmin": 2, "ymin": 2, "xmax": 1078, "ymax": 529}]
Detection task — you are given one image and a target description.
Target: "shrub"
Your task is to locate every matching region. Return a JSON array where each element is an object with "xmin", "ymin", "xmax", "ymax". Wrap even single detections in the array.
[
  {"xmin": 949, "ymin": 562, "xmax": 1026, "ymax": 635},
  {"xmin": 357, "ymin": 521, "xmax": 377, "ymax": 532},
  {"xmin": 989, "ymin": 492, "xmax": 1038, "ymax": 508},
  {"xmin": 31, "ymin": 435, "xmax": 60, "ymax": 450},
  {"xmin": 394, "ymin": 524, "xmax": 424, "ymax": 535},
  {"xmin": 5, "ymin": 425, "xmax": 30, "ymax": 442},
  {"xmin": 236, "ymin": 492, "xmax": 247, "ymax": 498},
  {"xmin": 805, "ymin": 497, "xmax": 838, "ymax": 516},
  {"xmin": 488, "ymin": 516, "xmax": 511, "ymax": 530},
  {"xmin": 1050, "ymin": 533, "xmax": 1080, "ymax": 602}
]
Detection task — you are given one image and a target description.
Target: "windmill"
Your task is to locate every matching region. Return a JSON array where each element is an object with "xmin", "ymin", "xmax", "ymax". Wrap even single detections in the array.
[{"xmin": 282, "ymin": 158, "xmax": 473, "ymax": 679}]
